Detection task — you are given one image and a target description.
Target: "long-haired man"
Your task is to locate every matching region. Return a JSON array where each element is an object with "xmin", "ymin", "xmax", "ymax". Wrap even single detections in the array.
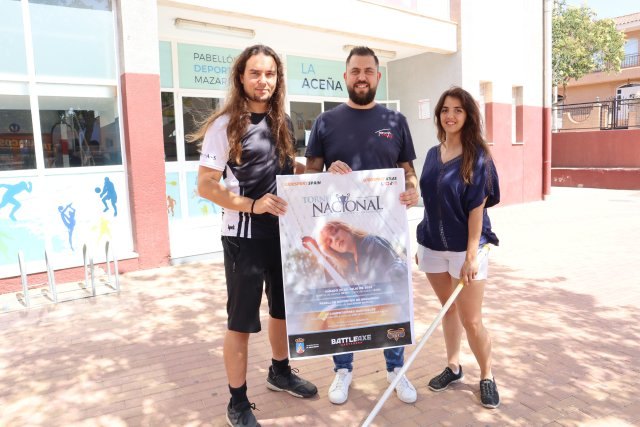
[{"xmin": 195, "ymin": 44, "xmax": 317, "ymax": 427}]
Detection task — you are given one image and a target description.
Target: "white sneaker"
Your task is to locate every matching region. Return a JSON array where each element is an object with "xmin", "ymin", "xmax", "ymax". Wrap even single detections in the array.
[
  {"xmin": 328, "ymin": 368, "xmax": 352, "ymax": 404},
  {"xmin": 387, "ymin": 367, "xmax": 417, "ymax": 403}
]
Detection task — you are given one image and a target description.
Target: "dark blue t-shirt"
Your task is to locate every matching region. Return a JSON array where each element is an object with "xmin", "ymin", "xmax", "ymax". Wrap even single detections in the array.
[
  {"xmin": 305, "ymin": 103, "xmax": 416, "ymax": 170},
  {"xmin": 417, "ymin": 145, "xmax": 500, "ymax": 252}
]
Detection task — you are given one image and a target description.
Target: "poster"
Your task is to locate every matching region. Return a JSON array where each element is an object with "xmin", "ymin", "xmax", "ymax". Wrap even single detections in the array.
[{"xmin": 277, "ymin": 168, "xmax": 414, "ymax": 359}]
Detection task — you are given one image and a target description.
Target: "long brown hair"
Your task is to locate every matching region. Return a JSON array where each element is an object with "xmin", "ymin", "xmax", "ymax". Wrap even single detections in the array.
[
  {"xmin": 189, "ymin": 44, "xmax": 294, "ymax": 166},
  {"xmin": 319, "ymin": 220, "xmax": 367, "ymax": 275},
  {"xmin": 434, "ymin": 86, "xmax": 492, "ymax": 184}
]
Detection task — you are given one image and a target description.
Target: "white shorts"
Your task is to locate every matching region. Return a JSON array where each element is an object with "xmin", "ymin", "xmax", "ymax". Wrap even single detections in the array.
[{"xmin": 416, "ymin": 244, "xmax": 489, "ymax": 280}]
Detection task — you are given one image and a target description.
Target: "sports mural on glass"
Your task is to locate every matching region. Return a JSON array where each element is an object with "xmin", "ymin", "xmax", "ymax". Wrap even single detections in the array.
[{"xmin": 0, "ymin": 172, "xmax": 133, "ymax": 277}]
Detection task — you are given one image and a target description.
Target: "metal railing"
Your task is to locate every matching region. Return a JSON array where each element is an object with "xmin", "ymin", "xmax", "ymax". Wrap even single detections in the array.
[
  {"xmin": 552, "ymin": 98, "xmax": 640, "ymax": 132},
  {"xmin": 621, "ymin": 53, "xmax": 639, "ymax": 69},
  {"xmin": 594, "ymin": 53, "xmax": 640, "ymax": 72}
]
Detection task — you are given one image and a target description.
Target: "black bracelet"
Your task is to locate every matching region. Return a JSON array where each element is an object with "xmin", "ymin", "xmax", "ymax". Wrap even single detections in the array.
[{"xmin": 250, "ymin": 199, "xmax": 256, "ymax": 214}]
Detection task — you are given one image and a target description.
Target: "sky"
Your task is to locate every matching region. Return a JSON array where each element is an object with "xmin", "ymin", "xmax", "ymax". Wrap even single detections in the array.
[{"xmin": 564, "ymin": 0, "xmax": 639, "ymax": 19}]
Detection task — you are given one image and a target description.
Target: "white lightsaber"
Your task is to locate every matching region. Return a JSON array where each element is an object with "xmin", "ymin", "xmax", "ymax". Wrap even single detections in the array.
[{"xmin": 361, "ymin": 245, "xmax": 491, "ymax": 427}]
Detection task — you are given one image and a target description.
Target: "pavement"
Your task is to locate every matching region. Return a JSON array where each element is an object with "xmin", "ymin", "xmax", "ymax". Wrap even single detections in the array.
[{"xmin": 1, "ymin": 187, "xmax": 639, "ymax": 427}]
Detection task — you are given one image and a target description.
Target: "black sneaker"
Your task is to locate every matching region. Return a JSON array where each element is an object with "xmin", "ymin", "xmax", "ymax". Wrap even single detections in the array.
[
  {"xmin": 226, "ymin": 400, "xmax": 260, "ymax": 427},
  {"xmin": 266, "ymin": 366, "xmax": 318, "ymax": 398},
  {"xmin": 480, "ymin": 378, "xmax": 500, "ymax": 409},
  {"xmin": 428, "ymin": 365, "xmax": 464, "ymax": 392}
]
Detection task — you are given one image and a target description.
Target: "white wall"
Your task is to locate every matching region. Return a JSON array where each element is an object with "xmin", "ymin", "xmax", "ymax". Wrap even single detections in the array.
[
  {"xmin": 459, "ymin": 0, "xmax": 544, "ymax": 106},
  {"xmin": 166, "ymin": 0, "xmax": 457, "ymax": 55},
  {"xmin": 117, "ymin": 0, "xmax": 160, "ymax": 74},
  {"xmin": 388, "ymin": 52, "xmax": 462, "ymax": 184}
]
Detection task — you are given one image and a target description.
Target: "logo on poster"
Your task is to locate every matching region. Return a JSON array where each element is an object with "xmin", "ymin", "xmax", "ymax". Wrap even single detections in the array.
[
  {"xmin": 295, "ymin": 338, "xmax": 305, "ymax": 354},
  {"xmin": 331, "ymin": 334, "xmax": 372, "ymax": 346},
  {"xmin": 311, "ymin": 193, "xmax": 383, "ymax": 218},
  {"xmin": 387, "ymin": 328, "xmax": 406, "ymax": 341}
]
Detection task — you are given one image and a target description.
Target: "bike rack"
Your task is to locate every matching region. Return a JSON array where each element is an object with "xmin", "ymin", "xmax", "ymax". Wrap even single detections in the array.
[
  {"xmin": 8, "ymin": 241, "xmax": 120, "ymax": 312},
  {"xmin": 104, "ymin": 241, "xmax": 120, "ymax": 292},
  {"xmin": 44, "ymin": 250, "xmax": 58, "ymax": 303},
  {"xmin": 16, "ymin": 249, "xmax": 57, "ymax": 308},
  {"xmin": 18, "ymin": 250, "xmax": 30, "ymax": 308}
]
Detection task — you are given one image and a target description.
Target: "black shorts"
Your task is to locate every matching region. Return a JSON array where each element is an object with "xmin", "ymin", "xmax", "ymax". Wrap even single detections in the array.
[{"xmin": 221, "ymin": 235, "xmax": 286, "ymax": 333}]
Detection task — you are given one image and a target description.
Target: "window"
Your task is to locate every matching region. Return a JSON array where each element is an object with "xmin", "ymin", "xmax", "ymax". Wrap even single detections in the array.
[
  {"xmin": 0, "ymin": 1, "xmax": 121, "ymax": 172},
  {"xmin": 0, "ymin": 94, "xmax": 36, "ymax": 171},
  {"xmin": 479, "ymin": 82, "xmax": 492, "ymax": 143},
  {"xmin": 291, "ymin": 102, "xmax": 322, "ymax": 156},
  {"xmin": 512, "ymin": 86, "xmax": 523, "ymax": 144},
  {"xmin": 38, "ymin": 92, "xmax": 121, "ymax": 168},
  {"xmin": 182, "ymin": 96, "xmax": 221, "ymax": 161},
  {"xmin": 29, "ymin": 0, "xmax": 116, "ymax": 79},
  {"xmin": 624, "ymin": 38, "xmax": 638, "ymax": 56},
  {"xmin": 161, "ymin": 92, "xmax": 176, "ymax": 161},
  {"xmin": 0, "ymin": 0, "xmax": 28, "ymax": 77}
]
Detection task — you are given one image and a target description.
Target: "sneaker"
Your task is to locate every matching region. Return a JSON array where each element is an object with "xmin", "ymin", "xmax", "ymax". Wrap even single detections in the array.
[
  {"xmin": 266, "ymin": 366, "xmax": 318, "ymax": 398},
  {"xmin": 328, "ymin": 368, "xmax": 352, "ymax": 404},
  {"xmin": 387, "ymin": 367, "xmax": 417, "ymax": 403},
  {"xmin": 226, "ymin": 400, "xmax": 261, "ymax": 427},
  {"xmin": 480, "ymin": 378, "xmax": 500, "ymax": 409},
  {"xmin": 428, "ymin": 365, "xmax": 464, "ymax": 392}
]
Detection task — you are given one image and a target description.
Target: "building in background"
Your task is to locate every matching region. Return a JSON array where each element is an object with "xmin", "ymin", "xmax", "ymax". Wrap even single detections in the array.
[
  {"xmin": 558, "ymin": 12, "xmax": 640, "ymax": 105},
  {"xmin": 0, "ymin": 0, "xmax": 549, "ymax": 287},
  {"xmin": 553, "ymin": 12, "xmax": 640, "ymax": 190}
]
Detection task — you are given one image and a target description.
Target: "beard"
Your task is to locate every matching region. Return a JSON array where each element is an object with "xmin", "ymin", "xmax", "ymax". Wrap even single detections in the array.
[
  {"xmin": 347, "ymin": 82, "xmax": 377, "ymax": 106},
  {"xmin": 248, "ymin": 91, "xmax": 272, "ymax": 104}
]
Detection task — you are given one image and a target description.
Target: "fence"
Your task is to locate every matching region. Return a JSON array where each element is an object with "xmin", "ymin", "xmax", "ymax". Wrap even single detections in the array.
[{"xmin": 553, "ymin": 98, "xmax": 640, "ymax": 132}]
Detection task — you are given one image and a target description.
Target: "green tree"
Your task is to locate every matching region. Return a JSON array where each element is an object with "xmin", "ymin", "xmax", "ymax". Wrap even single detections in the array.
[{"xmin": 552, "ymin": 0, "xmax": 625, "ymax": 100}]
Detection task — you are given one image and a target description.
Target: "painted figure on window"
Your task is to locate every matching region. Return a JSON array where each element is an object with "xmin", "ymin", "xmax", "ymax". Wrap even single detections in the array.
[
  {"xmin": 0, "ymin": 181, "xmax": 33, "ymax": 221},
  {"xmin": 167, "ymin": 195, "xmax": 176, "ymax": 217},
  {"xmin": 96, "ymin": 177, "xmax": 117, "ymax": 217},
  {"xmin": 58, "ymin": 203, "xmax": 77, "ymax": 251}
]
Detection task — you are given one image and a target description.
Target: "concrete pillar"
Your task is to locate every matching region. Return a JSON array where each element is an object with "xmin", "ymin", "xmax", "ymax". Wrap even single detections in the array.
[{"xmin": 115, "ymin": 0, "xmax": 169, "ymax": 268}]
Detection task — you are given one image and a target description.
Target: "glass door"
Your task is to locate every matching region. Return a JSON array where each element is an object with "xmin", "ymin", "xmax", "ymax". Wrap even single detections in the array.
[
  {"xmin": 290, "ymin": 101, "xmax": 322, "ymax": 157},
  {"xmin": 163, "ymin": 92, "xmax": 225, "ymax": 259}
]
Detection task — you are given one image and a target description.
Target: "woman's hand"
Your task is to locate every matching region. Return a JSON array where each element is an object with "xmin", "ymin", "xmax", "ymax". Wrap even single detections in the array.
[
  {"xmin": 460, "ymin": 256, "xmax": 479, "ymax": 286},
  {"xmin": 252, "ymin": 193, "xmax": 288, "ymax": 216},
  {"xmin": 399, "ymin": 188, "xmax": 420, "ymax": 208}
]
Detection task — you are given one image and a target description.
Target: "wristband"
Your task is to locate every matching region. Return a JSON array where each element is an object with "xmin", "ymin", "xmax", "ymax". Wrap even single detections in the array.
[{"xmin": 250, "ymin": 199, "xmax": 256, "ymax": 214}]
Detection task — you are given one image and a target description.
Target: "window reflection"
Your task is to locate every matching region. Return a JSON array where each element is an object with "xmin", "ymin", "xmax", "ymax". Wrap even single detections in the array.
[
  {"xmin": 161, "ymin": 92, "xmax": 176, "ymax": 161},
  {"xmin": 0, "ymin": 95, "xmax": 36, "ymax": 171},
  {"xmin": 39, "ymin": 96, "xmax": 121, "ymax": 168},
  {"xmin": 183, "ymin": 97, "xmax": 221, "ymax": 161},
  {"xmin": 291, "ymin": 101, "xmax": 322, "ymax": 156}
]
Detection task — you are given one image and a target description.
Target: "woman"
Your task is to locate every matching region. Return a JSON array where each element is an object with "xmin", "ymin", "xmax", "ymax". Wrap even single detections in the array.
[
  {"xmin": 416, "ymin": 86, "xmax": 501, "ymax": 409},
  {"xmin": 319, "ymin": 220, "xmax": 407, "ymax": 286}
]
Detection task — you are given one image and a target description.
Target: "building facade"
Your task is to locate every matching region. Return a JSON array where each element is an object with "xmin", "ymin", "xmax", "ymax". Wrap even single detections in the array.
[
  {"xmin": 553, "ymin": 12, "xmax": 640, "ymax": 190},
  {"xmin": 558, "ymin": 12, "xmax": 640, "ymax": 104},
  {"xmin": 0, "ymin": 0, "xmax": 549, "ymax": 287}
]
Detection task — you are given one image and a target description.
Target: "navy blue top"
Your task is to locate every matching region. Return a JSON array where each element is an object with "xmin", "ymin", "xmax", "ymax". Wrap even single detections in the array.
[
  {"xmin": 305, "ymin": 103, "xmax": 416, "ymax": 171},
  {"xmin": 417, "ymin": 145, "xmax": 500, "ymax": 252}
]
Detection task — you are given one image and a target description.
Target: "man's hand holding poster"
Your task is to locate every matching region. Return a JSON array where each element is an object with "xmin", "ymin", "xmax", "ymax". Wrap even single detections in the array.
[{"xmin": 276, "ymin": 168, "xmax": 414, "ymax": 359}]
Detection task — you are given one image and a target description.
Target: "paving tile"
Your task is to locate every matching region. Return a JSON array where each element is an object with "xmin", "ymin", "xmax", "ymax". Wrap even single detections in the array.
[{"xmin": 1, "ymin": 188, "xmax": 640, "ymax": 426}]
